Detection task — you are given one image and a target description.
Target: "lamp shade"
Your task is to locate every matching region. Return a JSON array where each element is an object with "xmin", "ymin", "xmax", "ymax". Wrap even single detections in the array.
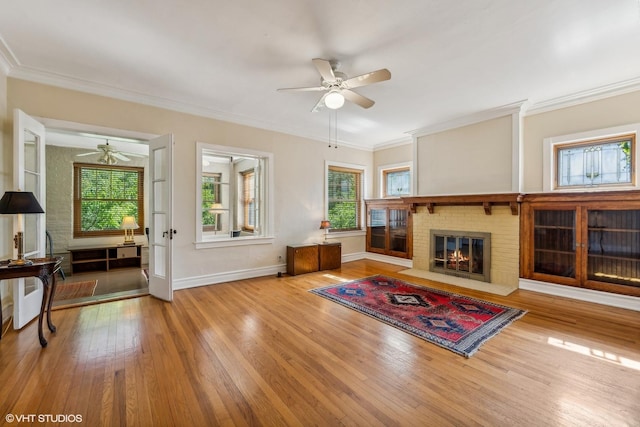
[
  {"xmin": 120, "ymin": 216, "xmax": 139, "ymax": 230},
  {"xmin": 319, "ymin": 220, "xmax": 331, "ymax": 230},
  {"xmin": 0, "ymin": 191, "xmax": 44, "ymax": 214}
]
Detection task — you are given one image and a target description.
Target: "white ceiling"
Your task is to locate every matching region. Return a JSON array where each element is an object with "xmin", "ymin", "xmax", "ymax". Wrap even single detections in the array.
[{"xmin": 2, "ymin": 0, "xmax": 640, "ymax": 150}]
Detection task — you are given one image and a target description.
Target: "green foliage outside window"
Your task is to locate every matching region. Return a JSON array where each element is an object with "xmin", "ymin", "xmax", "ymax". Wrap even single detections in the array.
[
  {"xmin": 202, "ymin": 174, "xmax": 221, "ymax": 229},
  {"xmin": 328, "ymin": 168, "xmax": 361, "ymax": 230},
  {"xmin": 75, "ymin": 165, "xmax": 143, "ymax": 235}
]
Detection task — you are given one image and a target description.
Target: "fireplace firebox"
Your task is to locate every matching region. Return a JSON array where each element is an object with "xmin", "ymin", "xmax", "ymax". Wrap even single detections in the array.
[{"xmin": 430, "ymin": 230, "xmax": 491, "ymax": 282}]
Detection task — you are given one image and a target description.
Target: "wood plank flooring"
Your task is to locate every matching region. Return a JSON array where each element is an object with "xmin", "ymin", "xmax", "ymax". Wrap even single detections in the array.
[{"xmin": 1, "ymin": 259, "xmax": 639, "ymax": 426}]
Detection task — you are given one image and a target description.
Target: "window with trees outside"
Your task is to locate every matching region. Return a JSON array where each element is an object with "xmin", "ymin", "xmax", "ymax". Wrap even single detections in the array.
[
  {"xmin": 555, "ymin": 134, "xmax": 634, "ymax": 189},
  {"xmin": 73, "ymin": 163, "xmax": 144, "ymax": 237},
  {"xmin": 327, "ymin": 165, "xmax": 363, "ymax": 231},
  {"xmin": 202, "ymin": 173, "xmax": 222, "ymax": 232}
]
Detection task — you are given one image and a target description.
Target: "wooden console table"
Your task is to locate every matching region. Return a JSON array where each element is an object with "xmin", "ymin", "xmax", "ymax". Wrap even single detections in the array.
[{"xmin": 0, "ymin": 257, "xmax": 63, "ymax": 347}]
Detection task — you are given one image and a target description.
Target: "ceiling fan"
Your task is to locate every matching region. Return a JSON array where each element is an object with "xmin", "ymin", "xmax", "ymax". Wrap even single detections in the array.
[
  {"xmin": 277, "ymin": 58, "xmax": 391, "ymax": 111},
  {"xmin": 75, "ymin": 141, "xmax": 143, "ymax": 165}
]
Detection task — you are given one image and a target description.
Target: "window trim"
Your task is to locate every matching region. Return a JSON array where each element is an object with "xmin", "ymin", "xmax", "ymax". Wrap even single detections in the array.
[
  {"xmin": 543, "ymin": 123, "xmax": 640, "ymax": 192},
  {"xmin": 195, "ymin": 142, "xmax": 274, "ymax": 247},
  {"xmin": 73, "ymin": 163, "xmax": 145, "ymax": 238},
  {"xmin": 325, "ymin": 160, "xmax": 369, "ymax": 234}
]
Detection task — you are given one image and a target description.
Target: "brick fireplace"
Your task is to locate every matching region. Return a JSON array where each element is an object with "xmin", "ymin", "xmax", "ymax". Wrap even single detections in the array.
[{"xmin": 403, "ymin": 194, "xmax": 520, "ymax": 292}]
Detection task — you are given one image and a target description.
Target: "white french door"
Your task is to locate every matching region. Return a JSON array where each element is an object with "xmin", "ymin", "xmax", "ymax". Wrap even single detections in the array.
[
  {"xmin": 148, "ymin": 134, "xmax": 174, "ymax": 301},
  {"xmin": 12, "ymin": 109, "xmax": 47, "ymax": 328}
]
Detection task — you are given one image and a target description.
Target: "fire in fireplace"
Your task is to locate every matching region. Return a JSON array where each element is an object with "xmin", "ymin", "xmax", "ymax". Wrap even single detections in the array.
[{"xmin": 430, "ymin": 230, "xmax": 491, "ymax": 282}]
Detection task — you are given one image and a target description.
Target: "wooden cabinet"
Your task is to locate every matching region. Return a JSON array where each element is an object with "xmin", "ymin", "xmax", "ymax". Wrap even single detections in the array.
[
  {"xmin": 287, "ymin": 244, "xmax": 319, "ymax": 276},
  {"xmin": 287, "ymin": 243, "xmax": 342, "ymax": 276},
  {"xmin": 366, "ymin": 199, "xmax": 412, "ymax": 259},
  {"xmin": 319, "ymin": 242, "xmax": 341, "ymax": 270},
  {"xmin": 520, "ymin": 191, "xmax": 640, "ymax": 297},
  {"xmin": 69, "ymin": 244, "xmax": 142, "ymax": 274}
]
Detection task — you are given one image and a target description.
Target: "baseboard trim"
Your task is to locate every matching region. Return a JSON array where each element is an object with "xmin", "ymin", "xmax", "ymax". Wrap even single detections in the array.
[
  {"xmin": 174, "ymin": 264, "xmax": 285, "ymax": 290},
  {"xmin": 519, "ymin": 278, "xmax": 640, "ymax": 312}
]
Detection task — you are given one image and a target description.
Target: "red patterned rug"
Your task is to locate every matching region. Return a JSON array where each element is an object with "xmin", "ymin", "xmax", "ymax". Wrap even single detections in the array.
[{"xmin": 310, "ymin": 275, "xmax": 526, "ymax": 357}]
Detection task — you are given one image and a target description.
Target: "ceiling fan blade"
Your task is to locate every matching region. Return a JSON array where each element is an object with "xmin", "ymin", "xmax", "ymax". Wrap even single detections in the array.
[
  {"xmin": 311, "ymin": 93, "xmax": 329, "ymax": 112},
  {"xmin": 112, "ymin": 152, "xmax": 131, "ymax": 161},
  {"xmin": 76, "ymin": 151, "xmax": 100, "ymax": 157},
  {"xmin": 343, "ymin": 68, "xmax": 391, "ymax": 89},
  {"xmin": 342, "ymin": 89, "xmax": 375, "ymax": 109},
  {"xmin": 312, "ymin": 58, "xmax": 336, "ymax": 82},
  {"xmin": 277, "ymin": 86, "xmax": 327, "ymax": 92}
]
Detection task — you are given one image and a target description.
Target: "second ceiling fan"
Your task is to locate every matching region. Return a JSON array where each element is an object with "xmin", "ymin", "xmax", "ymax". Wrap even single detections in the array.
[{"xmin": 278, "ymin": 58, "xmax": 391, "ymax": 111}]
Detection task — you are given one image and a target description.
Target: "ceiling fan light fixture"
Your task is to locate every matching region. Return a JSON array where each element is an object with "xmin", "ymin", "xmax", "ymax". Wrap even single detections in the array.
[{"xmin": 325, "ymin": 90, "xmax": 345, "ymax": 109}]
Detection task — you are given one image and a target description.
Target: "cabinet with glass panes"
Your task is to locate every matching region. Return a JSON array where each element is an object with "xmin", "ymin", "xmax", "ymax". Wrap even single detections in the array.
[
  {"xmin": 520, "ymin": 191, "xmax": 640, "ymax": 297},
  {"xmin": 365, "ymin": 199, "xmax": 412, "ymax": 259}
]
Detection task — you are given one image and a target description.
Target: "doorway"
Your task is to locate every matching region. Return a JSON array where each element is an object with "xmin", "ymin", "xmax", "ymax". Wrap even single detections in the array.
[{"xmin": 44, "ymin": 128, "xmax": 150, "ymax": 306}]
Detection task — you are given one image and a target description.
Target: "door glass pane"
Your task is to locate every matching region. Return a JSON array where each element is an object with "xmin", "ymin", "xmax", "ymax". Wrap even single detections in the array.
[
  {"xmin": 534, "ymin": 210, "xmax": 576, "ymax": 278},
  {"xmin": 587, "ymin": 209, "xmax": 640, "ymax": 287},
  {"xmin": 153, "ymin": 180, "xmax": 165, "ymax": 211},
  {"xmin": 472, "ymin": 238, "xmax": 484, "ymax": 275},
  {"xmin": 434, "ymin": 235, "xmax": 445, "ymax": 268},
  {"xmin": 153, "ymin": 148, "xmax": 166, "ymax": 180},
  {"xmin": 458, "ymin": 237, "xmax": 470, "ymax": 272},
  {"xmin": 389, "ymin": 209, "xmax": 407, "ymax": 252},
  {"xmin": 24, "ymin": 130, "xmax": 38, "ymax": 173}
]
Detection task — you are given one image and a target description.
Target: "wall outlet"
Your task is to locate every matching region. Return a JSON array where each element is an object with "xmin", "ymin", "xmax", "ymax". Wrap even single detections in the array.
[{"xmin": 277, "ymin": 255, "xmax": 283, "ymax": 262}]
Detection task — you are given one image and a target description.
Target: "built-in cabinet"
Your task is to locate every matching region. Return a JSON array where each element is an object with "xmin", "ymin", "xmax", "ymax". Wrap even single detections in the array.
[
  {"xmin": 366, "ymin": 199, "xmax": 412, "ymax": 259},
  {"xmin": 520, "ymin": 191, "xmax": 640, "ymax": 297}
]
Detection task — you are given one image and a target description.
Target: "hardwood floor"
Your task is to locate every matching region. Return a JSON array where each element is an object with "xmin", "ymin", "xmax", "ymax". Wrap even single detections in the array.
[{"xmin": 1, "ymin": 259, "xmax": 639, "ymax": 426}]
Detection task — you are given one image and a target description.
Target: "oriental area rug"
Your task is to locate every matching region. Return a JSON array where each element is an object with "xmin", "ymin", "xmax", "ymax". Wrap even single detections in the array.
[
  {"xmin": 53, "ymin": 280, "xmax": 98, "ymax": 302},
  {"xmin": 310, "ymin": 275, "xmax": 526, "ymax": 358}
]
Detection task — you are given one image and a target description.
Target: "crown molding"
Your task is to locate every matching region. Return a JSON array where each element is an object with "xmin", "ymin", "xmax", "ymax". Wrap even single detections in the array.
[
  {"xmin": 407, "ymin": 100, "xmax": 528, "ymax": 138},
  {"xmin": 526, "ymin": 76, "xmax": 640, "ymax": 116},
  {"xmin": 8, "ymin": 65, "xmax": 374, "ymax": 151},
  {"xmin": 372, "ymin": 136, "xmax": 412, "ymax": 151},
  {"xmin": 0, "ymin": 36, "xmax": 18, "ymax": 75}
]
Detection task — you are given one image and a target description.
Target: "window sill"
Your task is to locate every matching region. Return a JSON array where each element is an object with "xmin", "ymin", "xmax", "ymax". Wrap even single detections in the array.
[
  {"xmin": 195, "ymin": 235, "xmax": 275, "ymax": 249},
  {"xmin": 328, "ymin": 229, "xmax": 366, "ymax": 238}
]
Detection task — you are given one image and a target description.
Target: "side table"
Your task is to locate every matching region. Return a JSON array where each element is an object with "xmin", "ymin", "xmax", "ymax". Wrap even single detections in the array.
[{"xmin": 0, "ymin": 257, "xmax": 63, "ymax": 347}]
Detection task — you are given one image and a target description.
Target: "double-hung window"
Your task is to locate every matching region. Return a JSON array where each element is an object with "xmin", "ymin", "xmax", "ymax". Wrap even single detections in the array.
[
  {"xmin": 327, "ymin": 164, "xmax": 364, "ymax": 231},
  {"xmin": 73, "ymin": 163, "xmax": 144, "ymax": 237}
]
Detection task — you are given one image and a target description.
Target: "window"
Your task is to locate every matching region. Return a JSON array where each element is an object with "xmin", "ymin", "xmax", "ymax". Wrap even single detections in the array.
[
  {"xmin": 202, "ymin": 173, "xmax": 222, "ymax": 232},
  {"xmin": 382, "ymin": 166, "xmax": 410, "ymax": 197},
  {"xmin": 327, "ymin": 165, "xmax": 363, "ymax": 231},
  {"xmin": 196, "ymin": 143, "xmax": 273, "ymax": 245},
  {"xmin": 241, "ymin": 170, "xmax": 256, "ymax": 231},
  {"xmin": 555, "ymin": 134, "xmax": 634, "ymax": 188},
  {"xmin": 73, "ymin": 163, "xmax": 144, "ymax": 237}
]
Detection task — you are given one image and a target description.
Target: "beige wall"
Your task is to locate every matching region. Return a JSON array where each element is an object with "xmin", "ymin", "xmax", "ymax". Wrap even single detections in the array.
[
  {"xmin": 416, "ymin": 115, "xmax": 513, "ymax": 195},
  {"xmin": 6, "ymin": 78, "xmax": 373, "ymax": 285},
  {"xmin": 522, "ymin": 90, "xmax": 640, "ymax": 192}
]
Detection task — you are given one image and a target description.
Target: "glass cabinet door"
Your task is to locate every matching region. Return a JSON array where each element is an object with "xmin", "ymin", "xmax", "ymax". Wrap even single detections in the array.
[
  {"xmin": 388, "ymin": 208, "xmax": 408, "ymax": 253},
  {"xmin": 587, "ymin": 209, "xmax": 640, "ymax": 289},
  {"xmin": 533, "ymin": 209, "xmax": 576, "ymax": 278},
  {"xmin": 368, "ymin": 208, "xmax": 387, "ymax": 251}
]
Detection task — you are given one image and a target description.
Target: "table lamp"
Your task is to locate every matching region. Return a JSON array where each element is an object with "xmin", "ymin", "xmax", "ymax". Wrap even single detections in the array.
[
  {"xmin": 0, "ymin": 191, "xmax": 45, "ymax": 266},
  {"xmin": 319, "ymin": 220, "xmax": 331, "ymax": 243},
  {"xmin": 121, "ymin": 216, "xmax": 139, "ymax": 245}
]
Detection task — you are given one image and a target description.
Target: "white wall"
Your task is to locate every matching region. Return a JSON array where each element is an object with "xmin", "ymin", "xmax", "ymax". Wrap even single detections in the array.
[{"xmin": 6, "ymin": 78, "xmax": 372, "ymax": 287}]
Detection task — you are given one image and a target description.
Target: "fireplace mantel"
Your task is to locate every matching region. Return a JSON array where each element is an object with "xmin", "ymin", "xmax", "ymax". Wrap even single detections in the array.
[{"xmin": 402, "ymin": 193, "xmax": 520, "ymax": 215}]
